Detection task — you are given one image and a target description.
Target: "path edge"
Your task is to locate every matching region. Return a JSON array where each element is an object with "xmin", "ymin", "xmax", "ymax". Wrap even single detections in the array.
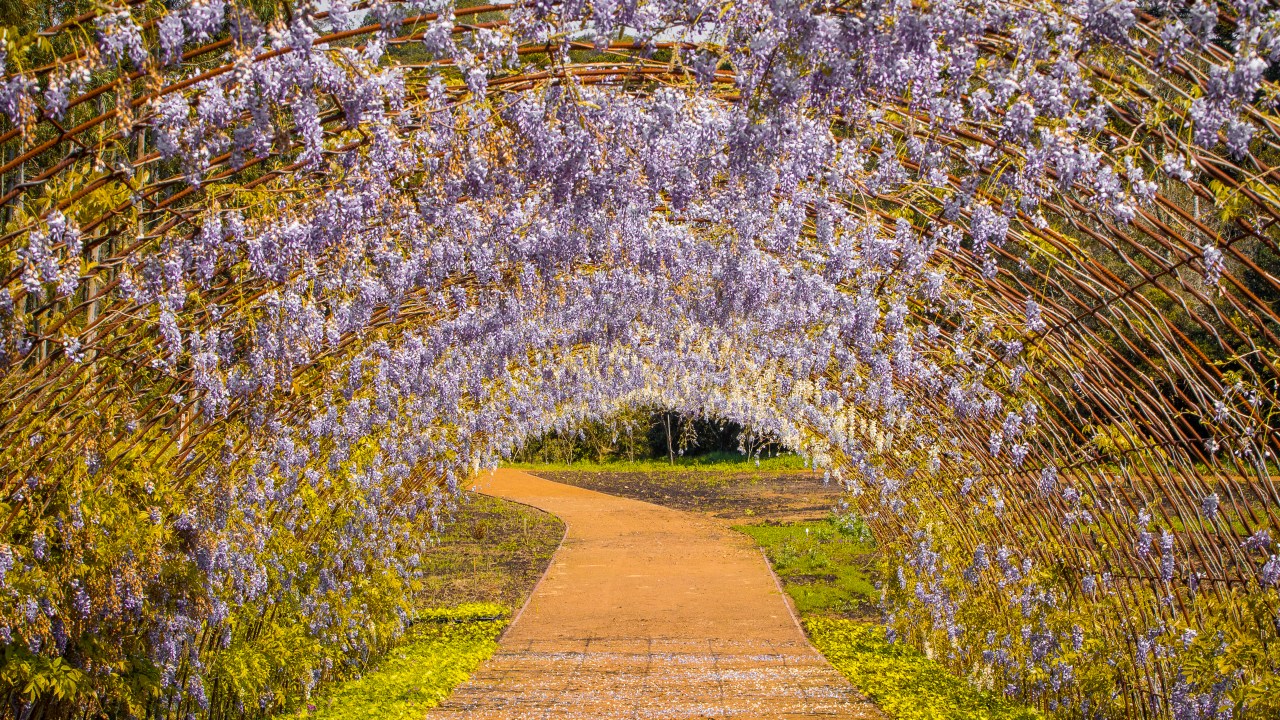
[
  {"xmin": 754, "ymin": 543, "xmax": 886, "ymax": 715},
  {"xmin": 755, "ymin": 545, "xmax": 855, "ymax": 668},
  {"xmin": 471, "ymin": 469, "xmax": 570, "ymax": 641},
  {"xmin": 756, "ymin": 547, "xmax": 808, "ymax": 638}
]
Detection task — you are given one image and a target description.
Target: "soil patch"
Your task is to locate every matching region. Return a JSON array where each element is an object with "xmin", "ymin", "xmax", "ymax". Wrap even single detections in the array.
[
  {"xmin": 418, "ymin": 492, "xmax": 564, "ymax": 610},
  {"xmin": 536, "ymin": 468, "xmax": 843, "ymax": 522}
]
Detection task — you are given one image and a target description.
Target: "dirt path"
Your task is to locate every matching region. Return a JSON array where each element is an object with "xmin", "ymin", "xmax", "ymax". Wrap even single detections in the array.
[{"xmin": 426, "ymin": 469, "xmax": 882, "ymax": 719}]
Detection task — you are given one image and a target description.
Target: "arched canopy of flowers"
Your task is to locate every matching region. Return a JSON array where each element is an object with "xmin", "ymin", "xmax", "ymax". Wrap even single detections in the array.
[{"xmin": 0, "ymin": 0, "xmax": 1278, "ymax": 717}]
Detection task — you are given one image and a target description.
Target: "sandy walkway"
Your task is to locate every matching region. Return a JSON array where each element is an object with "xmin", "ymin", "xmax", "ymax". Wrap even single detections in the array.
[{"xmin": 425, "ymin": 469, "xmax": 882, "ymax": 719}]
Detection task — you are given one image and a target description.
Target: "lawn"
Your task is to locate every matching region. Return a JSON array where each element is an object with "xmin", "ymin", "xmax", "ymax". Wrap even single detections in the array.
[
  {"xmin": 417, "ymin": 491, "xmax": 565, "ymax": 609},
  {"xmin": 734, "ymin": 517, "xmax": 879, "ymax": 618},
  {"xmin": 509, "ymin": 449, "xmax": 812, "ymax": 474},
  {"xmin": 525, "ymin": 458, "xmax": 839, "ymax": 522}
]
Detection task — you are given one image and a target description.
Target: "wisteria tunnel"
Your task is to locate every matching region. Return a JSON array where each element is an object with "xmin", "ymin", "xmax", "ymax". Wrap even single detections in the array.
[{"xmin": 0, "ymin": 0, "xmax": 1278, "ymax": 718}]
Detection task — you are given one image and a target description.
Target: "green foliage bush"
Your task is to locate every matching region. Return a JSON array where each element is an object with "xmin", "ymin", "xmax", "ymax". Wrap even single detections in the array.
[{"xmin": 510, "ymin": 406, "xmax": 799, "ymax": 465}]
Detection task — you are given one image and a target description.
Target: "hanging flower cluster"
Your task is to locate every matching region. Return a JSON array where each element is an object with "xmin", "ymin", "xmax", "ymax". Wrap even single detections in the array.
[{"xmin": 0, "ymin": 0, "xmax": 1278, "ymax": 717}]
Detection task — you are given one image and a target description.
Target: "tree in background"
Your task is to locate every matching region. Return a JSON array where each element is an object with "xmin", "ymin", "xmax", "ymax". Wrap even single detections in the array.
[{"xmin": 511, "ymin": 408, "xmax": 783, "ymax": 465}]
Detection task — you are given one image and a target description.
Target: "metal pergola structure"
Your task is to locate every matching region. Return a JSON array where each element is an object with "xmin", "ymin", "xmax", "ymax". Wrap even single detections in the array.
[{"xmin": 0, "ymin": 1, "xmax": 1278, "ymax": 718}]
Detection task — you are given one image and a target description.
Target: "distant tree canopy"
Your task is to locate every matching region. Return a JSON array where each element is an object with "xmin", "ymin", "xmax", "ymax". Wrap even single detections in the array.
[{"xmin": 510, "ymin": 408, "xmax": 787, "ymax": 465}]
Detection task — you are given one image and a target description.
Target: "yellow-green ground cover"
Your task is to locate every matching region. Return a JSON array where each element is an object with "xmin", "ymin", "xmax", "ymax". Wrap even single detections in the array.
[
  {"xmin": 279, "ymin": 493, "xmax": 562, "ymax": 718},
  {"xmin": 291, "ymin": 604, "xmax": 507, "ymax": 720},
  {"xmin": 735, "ymin": 514, "xmax": 1038, "ymax": 720},
  {"xmin": 805, "ymin": 619, "xmax": 1040, "ymax": 720}
]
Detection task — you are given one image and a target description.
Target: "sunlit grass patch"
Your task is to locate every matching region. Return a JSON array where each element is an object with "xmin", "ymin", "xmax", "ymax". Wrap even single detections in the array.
[
  {"xmin": 420, "ymin": 492, "xmax": 565, "ymax": 610},
  {"xmin": 289, "ymin": 604, "xmax": 508, "ymax": 720},
  {"xmin": 738, "ymin": 518, "xmax": 1040, "ymax": 719},
  {"xmin": 735, "ymin": 518, "xmax": 879, "ymax": 617},
  {"xmin": 805, "ymin": 618, "xmax": 1041, "ymax": 720}
]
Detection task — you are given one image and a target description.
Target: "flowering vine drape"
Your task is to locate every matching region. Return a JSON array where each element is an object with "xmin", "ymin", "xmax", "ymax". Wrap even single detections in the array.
[{"xmin": 0, "ymin": 0, "xmax": 1278, "ymax": 717}]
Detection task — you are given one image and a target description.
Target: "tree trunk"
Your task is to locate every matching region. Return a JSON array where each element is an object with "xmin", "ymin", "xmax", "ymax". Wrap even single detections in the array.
[{"xmin": 664, "ymin": 412, "xmax": 674, "ymax": 465}]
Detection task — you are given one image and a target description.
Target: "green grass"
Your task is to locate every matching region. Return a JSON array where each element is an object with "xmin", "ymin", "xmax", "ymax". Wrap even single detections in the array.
[
  {"xmin": 735, "ymin": 515, "xmax": 1040, "ymax": 719},
  {"xmin": 508, "ymin": 450, "xmax": 812, "ymax": 474},
  {"xmin": 289, "ymin": 604, "xmax": 508, "ymax": 720},
  {"xmin": 735, "ymin": 518, "xmax": 879, "ymax": 616},
  {"xmin": 805, "ymin": 618, "xmax": 1041, "ymax": 720}
]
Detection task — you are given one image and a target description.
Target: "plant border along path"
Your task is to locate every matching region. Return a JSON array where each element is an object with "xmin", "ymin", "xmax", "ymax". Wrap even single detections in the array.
[{"xmin": 425, "ymin": 469, "xmax": 884, "ymax": 719}]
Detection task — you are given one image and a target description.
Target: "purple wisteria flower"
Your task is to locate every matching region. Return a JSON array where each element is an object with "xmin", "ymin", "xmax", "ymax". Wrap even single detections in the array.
[
  {"xmin": 1242, "ymin": 530, "xmax": 1271, "ymax": 552},
  {"xmin": 0, "ymin": 1, "xmax": 1274, "ymax": 718},
  {"xmin": 1161, "ymin": 529, "xmax": 1177, "ymax": 583},
  {"xmin": 1262, "ymin": 556, "xmax": 1280, "ymax": 587},
  {"xmin": 1202, "ymin": 244, "xmax": 1226, "ymax": 288}
]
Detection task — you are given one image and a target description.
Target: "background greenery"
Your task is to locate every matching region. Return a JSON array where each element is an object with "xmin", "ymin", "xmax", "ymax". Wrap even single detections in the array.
[{"xmin": 509, "ymin": 407, "xmax": 791, "ymax": 466}]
